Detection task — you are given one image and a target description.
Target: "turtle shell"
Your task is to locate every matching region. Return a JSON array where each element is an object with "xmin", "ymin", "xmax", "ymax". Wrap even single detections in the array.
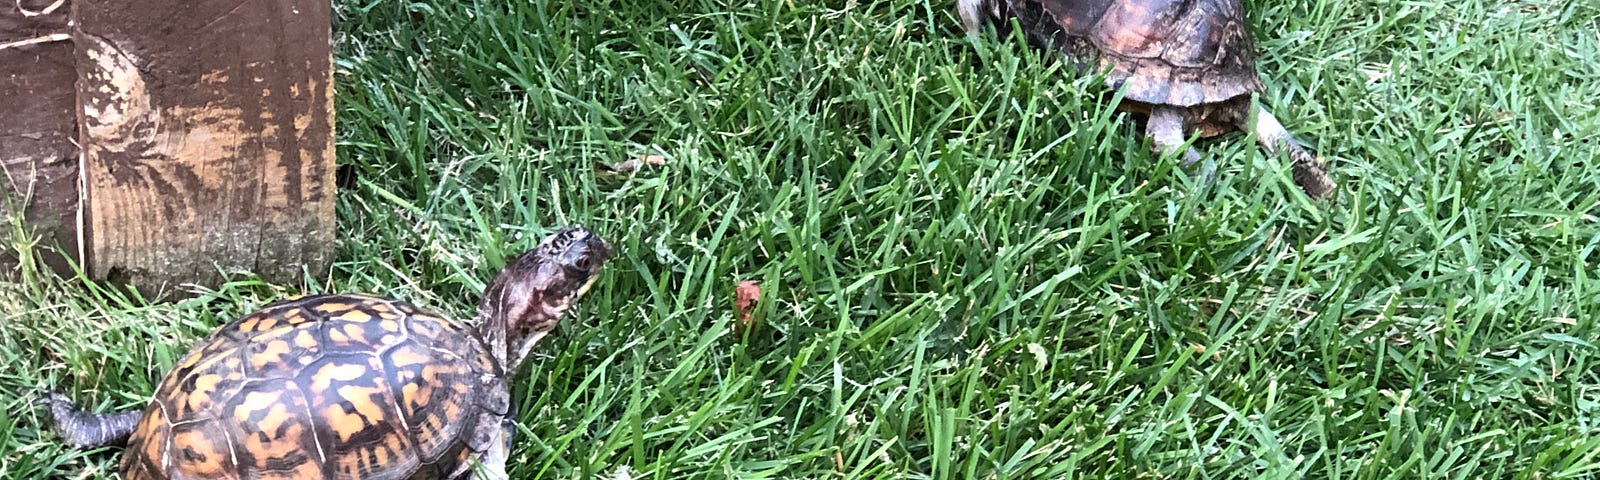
[
  {"xmin": 1001, "ymin": 0, "xmax": 1265, "ymax": 108},
  {"xmin": 120, "ymin": 294, "xmax": 510, "ymax": 480}
]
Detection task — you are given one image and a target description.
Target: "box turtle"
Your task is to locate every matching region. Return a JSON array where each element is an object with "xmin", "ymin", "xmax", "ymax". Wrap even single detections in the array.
[
  {"xmin": 42, "ymin": 226, "xmax": 612, "ymax": 480},
  {"xmin": 958, "ymin": 0, "xmax": 1336, "ymax": 198}
]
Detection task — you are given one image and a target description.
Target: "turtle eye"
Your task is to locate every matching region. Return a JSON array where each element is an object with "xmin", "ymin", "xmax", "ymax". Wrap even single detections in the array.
[{"xmin": 572, "ymin": 256, "xmax": 591, "ymax": 271}]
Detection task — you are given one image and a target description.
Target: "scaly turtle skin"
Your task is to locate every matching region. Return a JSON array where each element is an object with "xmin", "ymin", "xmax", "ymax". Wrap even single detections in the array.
[
  {"xmin": 958, "ymin": 0, "xmax": 1336, "ymax": 198},
  {"xmin": 43, "ymin": 226, "xmax": 612, "ymax": 480}
]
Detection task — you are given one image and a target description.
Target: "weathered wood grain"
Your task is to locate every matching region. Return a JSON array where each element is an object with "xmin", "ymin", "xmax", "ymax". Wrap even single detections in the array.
[
  {"xmin": 72, "ymin": 0, "xmax": 335, "ymax": 294},
  {"xmin": 0, "ymin": 0, "xmax": 79, "ymax": 278}
]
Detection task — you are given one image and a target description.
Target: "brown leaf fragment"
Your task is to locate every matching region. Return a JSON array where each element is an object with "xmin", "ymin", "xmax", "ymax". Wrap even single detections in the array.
[
  {"xmin": 734, "ymin": 281, "xmax": 760, "ymax": 332},
  {"xmin": 609, "ymin": 153, "xmax": 667, "ymax": 173}
]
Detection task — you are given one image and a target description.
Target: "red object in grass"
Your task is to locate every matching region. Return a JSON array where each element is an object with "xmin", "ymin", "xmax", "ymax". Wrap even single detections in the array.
[{"xmin": 734, "ymin": 281, "xmax": 760, "ymax": 329}]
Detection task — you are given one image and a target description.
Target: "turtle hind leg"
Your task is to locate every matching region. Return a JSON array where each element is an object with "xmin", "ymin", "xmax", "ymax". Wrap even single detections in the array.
[
  {"xmin": 1251, "ymin": 106, "xmax": 1336, "ymax": 199},
  {"xmin": 38, "ymin": 390, "xmax": 143, "ymax": 449},
  {"xmin": 1146, "ymin": 105, "xmax": 1204, "ymax": 167}
]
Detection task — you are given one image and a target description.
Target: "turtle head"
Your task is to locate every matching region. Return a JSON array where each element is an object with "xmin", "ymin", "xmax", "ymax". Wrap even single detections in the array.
[{"xmin": 478, "ymin": 226, "xmax": 613, "ymax": 373}]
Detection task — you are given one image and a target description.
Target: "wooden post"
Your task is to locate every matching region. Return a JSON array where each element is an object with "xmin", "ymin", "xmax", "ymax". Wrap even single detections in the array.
[
  {"xmin": 71, "ymin": 0, "xmax": 336, "ymax": 293},
  {"xmin": 0, "ymin": 0, "xmax": 79, "ymax": 277}
]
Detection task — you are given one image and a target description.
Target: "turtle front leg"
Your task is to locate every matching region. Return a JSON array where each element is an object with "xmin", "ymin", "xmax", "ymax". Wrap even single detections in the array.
[
  {"xmin": 956, "ymin": 0, "xmax": 988, "ymax": 37},
  {"xmin": 1146, "ymin": 105, "xmax": 1203, "ymax": 167},
  {"xmin": 1250, "ymin": 106, "xmax": 1336, "ymax": 199},
  {"xmin": 472, "ymin": 419, "xmax": 512, "ymax": 480}
]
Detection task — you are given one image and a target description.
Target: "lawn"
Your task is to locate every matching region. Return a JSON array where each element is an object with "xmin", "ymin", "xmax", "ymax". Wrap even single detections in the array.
[{"xmin": 5, "ymin": 0, "xmax": 1600, "ymax": 478}]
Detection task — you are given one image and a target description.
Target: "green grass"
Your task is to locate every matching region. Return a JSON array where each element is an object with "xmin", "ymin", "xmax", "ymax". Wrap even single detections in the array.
[{"xmin": 5, "ymin": 0, "xmax": 1600, "ymax": 478}]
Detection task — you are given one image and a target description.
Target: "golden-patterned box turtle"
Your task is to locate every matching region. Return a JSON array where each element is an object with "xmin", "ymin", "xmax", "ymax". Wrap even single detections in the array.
[
  {"xmin": 958, "ymin": 0, "xmax": 1336, "ymax": 198},
  {"xmin": 43, "ymin": 227, "xmax": 612, "ymax": 480}
]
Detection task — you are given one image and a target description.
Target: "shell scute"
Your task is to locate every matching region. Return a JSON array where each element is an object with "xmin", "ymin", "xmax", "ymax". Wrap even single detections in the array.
[
  {"xmin": 224, "ymin": 379, "xmax": 325, "ymax": 479},
  {"xmin": 299, "ymin": 353, "xmax": 421, "ymax": 479},
  {"xmin": 380, "ymin": 340, "xmax": 477, "ymax": 462},
  {"xmin": 121, "ymin": 402, "xmax": 170, "ymax": 478},
  {"xmin": 242, "ymin": 321, "xmax": 324, "ymax": 379},
  {"xmin": 167, "ymin": 419, "xmax": 239, "ymax": 478},
  {"xmin": 164, "ymin": 352, "xmax": 250, "ymax": 420},
  {"xmin": 1087, "ymin": 0, "xmax": 1183, "ymax": 58}
]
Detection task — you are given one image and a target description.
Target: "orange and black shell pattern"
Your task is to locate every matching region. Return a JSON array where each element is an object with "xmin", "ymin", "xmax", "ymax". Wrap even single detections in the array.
[
  {"xmin": 120, "ymin": 294, "xmax": 510, "ymax": 480},
  {"xmin": 995, "ymin": 0, "xmax": 1265, "ymax": 108}
]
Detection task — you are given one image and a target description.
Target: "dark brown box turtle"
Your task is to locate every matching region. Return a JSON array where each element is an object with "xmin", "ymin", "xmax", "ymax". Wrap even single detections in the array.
[{"xmin": 959, "ymin": 0, "xmax": 1336, "ymax": 198}]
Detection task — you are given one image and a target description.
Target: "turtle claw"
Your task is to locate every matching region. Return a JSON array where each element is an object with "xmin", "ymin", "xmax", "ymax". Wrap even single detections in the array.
[
  {"xmin": 1190, "ymin": 156, "xmax": 1220, "ymax": 190},
  {"xmin": 1287, "ymin": 151, "xmax": 1335, "ymax": 200},
  {"xmin": 35, "ymin": 389, "xmax": 69, "ymax": 409},
  {"xmin": 1180, "ymin": 147, "xmax": 1203, "ymax": 168}
]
